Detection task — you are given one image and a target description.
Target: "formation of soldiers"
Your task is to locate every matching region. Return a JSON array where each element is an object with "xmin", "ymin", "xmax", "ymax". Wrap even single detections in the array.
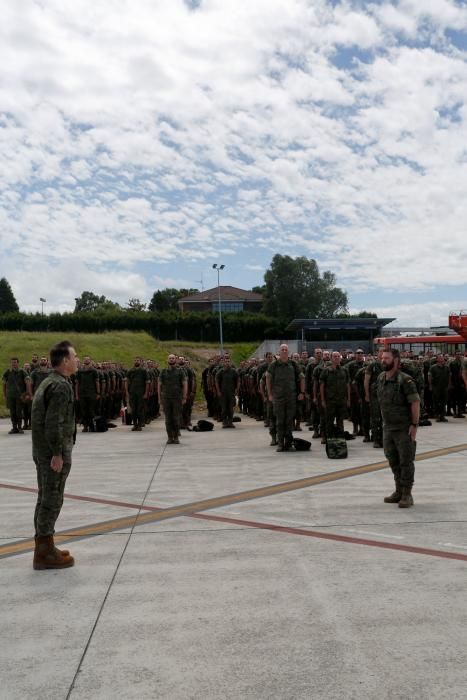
[
  {"xmin": 2, "ymin": 353, "xmax": 197, "ymax": 437},
  {"xmin": 3, "ymin": 347, "xmax": 467, "ymax": 441},
  {"xmin": 201, "ymin": 346, "xmax": 467, "ymax": 451}
]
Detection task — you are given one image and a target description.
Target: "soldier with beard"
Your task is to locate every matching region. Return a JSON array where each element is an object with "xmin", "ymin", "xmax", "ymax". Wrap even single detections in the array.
[{"xmin": 377, "ymin": 349, "xmax": 420, "ymax": 509}]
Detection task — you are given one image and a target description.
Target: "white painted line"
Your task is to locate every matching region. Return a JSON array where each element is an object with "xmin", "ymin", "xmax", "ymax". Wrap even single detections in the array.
[
  {"xmin": 437, "ymin": 542, "xmax": 467, "ymax": 550},
  {"xmin": 344, "ymin": 528, "xmax": 405, "ymax": 540},
  {"xmin": 0, "ymin": 479, "xmax": 25, "ymax": 485},
  {"xmin": 85, "ymin": 491, "xmax": 119, "ymax": 499}
]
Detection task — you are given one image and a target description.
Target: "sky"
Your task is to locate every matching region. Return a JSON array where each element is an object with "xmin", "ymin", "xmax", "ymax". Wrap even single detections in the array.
[{"xmin": 1, "ymin": 0, "xmax": 467, "ymax": 327}]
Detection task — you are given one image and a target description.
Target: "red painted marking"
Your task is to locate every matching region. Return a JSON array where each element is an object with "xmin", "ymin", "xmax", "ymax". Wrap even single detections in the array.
[
  {"xmin": 188, "ymin": 512, "xmax": 467, "ymax": 562},
  {"xmin": 2, "ymin": 482, "xmax": 467, "ymax": 563}
]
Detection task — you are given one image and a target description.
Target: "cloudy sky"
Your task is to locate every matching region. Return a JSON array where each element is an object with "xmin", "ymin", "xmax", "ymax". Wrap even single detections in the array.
[{"xmin": 1, "ymin": 0, "xmax": 467, "ymax": 326}]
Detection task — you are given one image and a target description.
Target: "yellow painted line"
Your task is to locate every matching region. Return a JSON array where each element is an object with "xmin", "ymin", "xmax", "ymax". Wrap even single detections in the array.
[{"xmin": 1, "ymin": 442, "xmax": 466, "ymax": 560}]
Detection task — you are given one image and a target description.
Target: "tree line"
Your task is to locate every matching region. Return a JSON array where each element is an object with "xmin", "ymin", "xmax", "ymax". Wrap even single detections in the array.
[{"xmin": 0, "ymin": 255, "xmax": 376, "ymax": 340}]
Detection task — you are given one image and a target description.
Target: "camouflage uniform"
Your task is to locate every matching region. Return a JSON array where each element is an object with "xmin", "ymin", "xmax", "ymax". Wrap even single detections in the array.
[
  {"xmin": 2, "ymin": 367, "xmax": 30, "ymax": 433},
  {"xmin": 365, "ymin": 360, "xmax": 383, "ymax": 446},
  {"xmin": 76, "ymin": 366, "xmax": 99, "ymax": 431},
  {"xmin": 216, "ymin": 366, "xmax": 239, "ymax": 427},
  {"xmin": 159, "ymin": 366, "xmax": 186, "ymax": 441},
  {"xmin": 267, "ymin": 360, "xmax": 303, "ymax": 450},
  {"xmin": 429, "ymin": 363, "xmax": 450, "ymax": 420},
  {"xmin": 320, "ymin": 365, "xmax": 348, "ymax": 438},
  {"xmin": 126, "ymin": 366, "xmax": 150, "ymax": 430},
  {"xmin": 377, "ymin": 370, "xmax": 419, "ymax": 492},
  {"xmin": 31, "ymin": 372, "xmax": 75, "ymax": 537}
]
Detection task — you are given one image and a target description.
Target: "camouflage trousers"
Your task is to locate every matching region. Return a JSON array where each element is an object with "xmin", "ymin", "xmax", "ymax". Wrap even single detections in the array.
[
  {"xmin": 273, "ymin": 396, "xmax": 296, "ymax": 444},
  {"xmin": 129, "ymin": 392, "xmax": 145, "ymax": 428},
  {"xmin": 324, "ymin": 401, "xmax": 346, "ymax": 438},
  {"xmin": 80, "ymin": 397, "xmax": 96, "ymax": 429},
  {"xmin": 369, "ymin": 395, "xmax": 382, "ymax": 443},
  {"xmin": 220, "ymin": 392, "xmax": 235, "ymax": 426},
  {"xmin": 162, "ymin": 397, "xmax": 182, "ymax": 435},
  {"xmin": 7, "ymin": 397, "xmax": 24, "ymax": 429},
  {"xmin": 33, "ymin": 440, "xmax": 73, "ymax": 537},
  {"xmin": 383, "ymin": 429, "xmax": 416, "ymax": 489}
]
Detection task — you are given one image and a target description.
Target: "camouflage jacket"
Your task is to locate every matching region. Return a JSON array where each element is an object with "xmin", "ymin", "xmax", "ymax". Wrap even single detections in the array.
[{"xmin": 31, "ymin": 371, "xmax": 75, "ymax": 456}]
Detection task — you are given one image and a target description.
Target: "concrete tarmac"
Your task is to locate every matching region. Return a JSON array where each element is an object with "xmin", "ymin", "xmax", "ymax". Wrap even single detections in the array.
[{"xmin": 1, "ymin": 414, "xmax": 467, "ymax": 700}]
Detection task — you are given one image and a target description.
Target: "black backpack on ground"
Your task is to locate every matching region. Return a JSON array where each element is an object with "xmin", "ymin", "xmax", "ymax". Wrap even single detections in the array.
[{"xmin": 92, "ymin": 416, "xmax": 108, "ymax": 433}]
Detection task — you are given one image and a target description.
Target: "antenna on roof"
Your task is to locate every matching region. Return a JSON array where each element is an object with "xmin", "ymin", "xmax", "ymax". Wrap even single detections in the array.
[{"xmin": 194, "ymin": 273, "xmax": 204, "ymax": 292}]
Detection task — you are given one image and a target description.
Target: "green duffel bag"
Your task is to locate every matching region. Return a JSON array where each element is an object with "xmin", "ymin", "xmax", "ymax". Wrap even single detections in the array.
[{"xmin": 325, "ymin": 437, "xmax": 348, "ymax": 459}]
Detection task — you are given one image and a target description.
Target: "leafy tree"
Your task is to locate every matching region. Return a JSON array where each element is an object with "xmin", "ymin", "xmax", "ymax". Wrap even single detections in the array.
[
  {"xmin": 0, "ymin": 277, "xmax": 19, "ymax": 313},
  {"xmin": 148, "ymin": 288, "xmax": 199, "ymax": 312},
  {"xmin": 127, "ymin": 298, "xmax": 147, "ymax": 312},
  {"xmin": 73, "ymin": 291, "xmax": 121, "ymax": 313},
  {"xmin": 262, "ymin": 255, "xmax": 348, "ymax": 320},
  {"xmin": 335, "ymin": 310, "xmax": 378, "ymax": 319}
]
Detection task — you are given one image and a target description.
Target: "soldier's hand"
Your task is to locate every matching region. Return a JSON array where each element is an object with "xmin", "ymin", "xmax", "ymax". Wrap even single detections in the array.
[{"xmin": 50, "ymin": 455, "xmax": 63, "ymax": 473}]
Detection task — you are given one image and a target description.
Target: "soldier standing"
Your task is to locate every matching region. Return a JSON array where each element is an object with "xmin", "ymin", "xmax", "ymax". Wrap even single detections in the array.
[
  {"xmin": 320, "ymin": 352, "xmax": 349, "ymax": 439},
  {"xmin": 346, "ymin": 349, "xmax": 366, "ymax": 436},
  {"xmin": 125, "ymin": 357, "xmax": 150, "ymax": 431},
  {"xmin": 158, "ymin": 354, "xmax": 187, "ymax": 444},
  {"xmin": 266, "ymin": 344, "xmax": 304, "ymax": 452},
  {"xmin": 429, "ymin": 354, "xmax": 450, "ymax": 422},
  {"xmin": 2, "ymin": 357, "xmax": 32, "ymax": 434},
  {"xmin": 364, "ymin": 353, "xmax": 383, "ymax": 448},
  {"xmin": 75, "ymin": 356, "xmax": 100, "ymax": 432},
  {"xmin": 377, "ymin": 349, "xmax": 420, "ymax": 509},
  {"xmin": 215, "ymin": 356, "xmax": 239, "ymax": 428},
  {"xmin": 31, "ymin": 340, "xmax": 78, "ymax": 570}
]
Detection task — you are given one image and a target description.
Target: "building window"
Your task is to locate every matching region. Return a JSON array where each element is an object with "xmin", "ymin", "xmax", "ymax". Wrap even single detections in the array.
[{"xmin": 212, "ymin": 302, "xmax": 244, "ymax": 313}]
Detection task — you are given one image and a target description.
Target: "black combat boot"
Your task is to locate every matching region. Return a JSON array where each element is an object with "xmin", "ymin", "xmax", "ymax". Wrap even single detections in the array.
[
  {"xmin": 398, "ymin": 487, "xmax": 414, "ymax": 508},
  {"xmin": 276, "ymin": 438, "xmax": 285, "ymax": 452},
  {"xmin": 384, "ymin": 479, "xmax": 402, "ymax": 503}
]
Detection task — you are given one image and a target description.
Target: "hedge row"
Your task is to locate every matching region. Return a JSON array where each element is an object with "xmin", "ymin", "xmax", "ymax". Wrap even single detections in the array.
[{"xmin": 0, "ymin": 311, "xmax": 286, "ymax": 342}]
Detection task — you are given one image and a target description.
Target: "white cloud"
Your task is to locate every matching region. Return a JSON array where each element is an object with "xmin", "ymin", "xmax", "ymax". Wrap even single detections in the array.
[{"xmin": 0, "ymin": 0, "xmax": 466, "ymax": 311}]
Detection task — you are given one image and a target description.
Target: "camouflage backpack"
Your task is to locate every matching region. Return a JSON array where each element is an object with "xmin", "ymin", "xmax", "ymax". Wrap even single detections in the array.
[{"xmin": 325, "ymin": 437, "xmax": 348, "ymax": 459}]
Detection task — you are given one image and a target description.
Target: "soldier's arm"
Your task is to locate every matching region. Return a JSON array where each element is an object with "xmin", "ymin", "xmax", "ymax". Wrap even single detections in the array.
[
  {"xmin": 266, "ymin": 372, "xmax": 273, "ymax": 402},
  {"xmin": 143, "ymin": 374, "xmax": 150, "ymax": 400},
  {"xmin": 363, "ymin": 372, "xmax": 371, "ymax": 402},
  {"xmin": 44, "ymin": 384, "xmax": 72, "ymax": 457},
  {"xmin": 319, "ymin": 378, "xmax": 326, "ymax": 407},
  {"xmin": 182, "ymin": 379, "xmax": 188, "ymax": 403},
  {"xmin": 2, "ymin": 377, "xmax": 6, "ymax": 400}
]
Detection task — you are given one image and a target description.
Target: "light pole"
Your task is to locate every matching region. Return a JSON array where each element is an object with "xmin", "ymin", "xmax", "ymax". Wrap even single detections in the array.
[
  {"xmin": 39, "ymin": 297, "xmax": 46, "ymax": 316},
  {"xmin": 212, "ymin": 264, "xmax": 225, "ymax": 356}
]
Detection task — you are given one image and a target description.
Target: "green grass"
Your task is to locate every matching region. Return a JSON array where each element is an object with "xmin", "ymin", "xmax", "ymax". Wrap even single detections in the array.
[{"xmin": 0, "ymin": 331, "xmax": 258, "ymax": 416}]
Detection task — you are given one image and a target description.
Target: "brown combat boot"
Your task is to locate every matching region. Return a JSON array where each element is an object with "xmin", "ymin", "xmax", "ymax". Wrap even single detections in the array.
[
  {"xmin": 398, "ymin": 487, "xmax": 414, "ymax": 508},
  {"xmin": 33, "ymin": 535, "xmax": 74, "ymax": 570},
  {"xmin": 172, "ymin": 433, "xmax": 180, "ymax": 444},
  {"xmin": 384, "ymin": 480, "xmax": 402, "ymax": 503}
]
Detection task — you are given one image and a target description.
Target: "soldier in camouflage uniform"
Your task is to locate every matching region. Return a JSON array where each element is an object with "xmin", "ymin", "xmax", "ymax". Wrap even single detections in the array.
[
  {"xmin": 30, "ymin": 357, "xmax": 51, "ymax": 395},
  {"xmin": 215, "ymin": 356, "xmax": 239, "ymax": 428},
  {"xmin": 364, "ymin": 352, "xmax": 383, "ymax": 448},
  {"xmin": 266, "ymin": 344, "xmax": 304, "ymax": 452},
  {"xmin": 346, "ymin": 349, "xmax": 366, "ymax": 436},
  {"xmin": 313, "ymin": 350, "xmax": 330, "ymax": 443},
  {"xmin": 2, "ymin": 357, "xmax": 32, "ymax": 434},
  {"xmin": 75, "ymin": 356, "xmax": 100, "ymax": 432},
  {"xmin": 158, "ymin": 354, "xmax": 187, "ymax": 444},
  {"xmin": 377, "ymin": 349, "xmax": 420, "ymax": 509},
  {"xmin": 428, "ymin": 354, "xmax": 450, "ymax": 422},
  {"xmin": 448, "ymin": 351, "xmax": 466, "ymax": 418},
  {"xmin": 319, "ymin": 352, "xmax": 349, "ymax": 439},
  {"xmin": 125, "ymin": 357, "xmax": 150, "ymax": 431},
  {"xmin": 31, "ymin": 341, "xmax": 78, "ymax": 570}
]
